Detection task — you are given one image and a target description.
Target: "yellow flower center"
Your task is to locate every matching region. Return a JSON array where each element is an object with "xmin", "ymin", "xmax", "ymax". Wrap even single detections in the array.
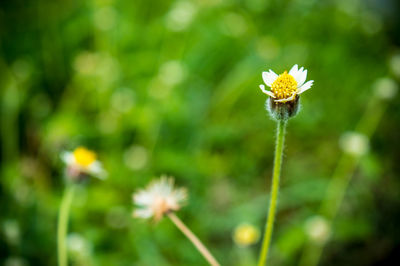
[
  {"xmin": 271, "ymin": 71, "xmax": 298, "ymax": 100},
  {"xmin": 73, "ymin": 147, "xmax": 97, "ymax": 167},
  {"xmin": 233, "ymin": 224, "xmax": 260, "ymax": 246}
]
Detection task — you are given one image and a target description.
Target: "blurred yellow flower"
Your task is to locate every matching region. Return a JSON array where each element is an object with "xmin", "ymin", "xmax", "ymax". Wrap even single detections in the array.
[
  {"xmin": 61, "ymin": 146, "xmax": 107, "ymax": 179},
  {"xmin": 233, "ymin": 223, "xmax": 260, "ymax": 247},
  {"xmin": 73, "ymin": 147, "xmax": 97, "ymax": 167}
]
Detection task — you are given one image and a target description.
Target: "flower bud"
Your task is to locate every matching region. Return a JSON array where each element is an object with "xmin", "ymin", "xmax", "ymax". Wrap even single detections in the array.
[
  {"xmin": 233, "ymin": 223, "xmax": 260, "ymax": 247},
  {"xmin": 266, "ymin": 95, "xmax": 301, "ymax": 121}
]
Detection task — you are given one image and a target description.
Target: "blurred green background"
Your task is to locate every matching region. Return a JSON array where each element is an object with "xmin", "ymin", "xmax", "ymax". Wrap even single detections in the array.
[{"xmin": 1, "ymin": 0, "xmax": 400, "ymax": 265}]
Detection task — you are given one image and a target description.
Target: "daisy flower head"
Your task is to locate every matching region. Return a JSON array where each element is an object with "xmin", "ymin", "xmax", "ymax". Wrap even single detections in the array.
[
  {"xmin": 260, "ymin": 64, "xmax": 314, "ymax": 120},
  {"xmin": 61, "ymin": 146, "xmax": 107, "ymax": 181},
  {"xmin": 133, "ymin": 176, "xmax": 187, "ymax": 222}
]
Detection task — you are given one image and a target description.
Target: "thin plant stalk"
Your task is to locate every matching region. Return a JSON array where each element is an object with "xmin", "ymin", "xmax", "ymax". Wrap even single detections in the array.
[
  {"xmin": 298, "ymin": 95, "xmax": 389, "ymax": 266},
  {"xmin": 258, "ymin": 119, "xmax": 287, "ymax": 266},
  {"xmin": 57, "ymin": 185, "xmax": 76, "ymax": 266},
  {"xmin": 167, "ymin": 212, "xmax": 220, "ymax": 266}
]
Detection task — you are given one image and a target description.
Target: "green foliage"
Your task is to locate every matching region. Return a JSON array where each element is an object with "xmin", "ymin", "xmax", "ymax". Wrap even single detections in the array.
[{"xmin": 1, "ymin": 0, "xmax": 399, "ymax": 265}]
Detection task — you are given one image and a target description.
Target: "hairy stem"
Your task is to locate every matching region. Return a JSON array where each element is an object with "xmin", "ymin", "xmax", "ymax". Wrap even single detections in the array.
[
  {"xmin": 258, "ymin": 119, "xmax": 287, "ymax": 266},
  {"xmin": 57, "ymin": 185, "xmax": 75, "ymax": 266}
]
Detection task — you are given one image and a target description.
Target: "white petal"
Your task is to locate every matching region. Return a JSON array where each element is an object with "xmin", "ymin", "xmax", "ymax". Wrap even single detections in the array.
[
  {"xmin": 262, "ymin": 70, "xmax": 278, "ymax": 87},
  {"xmin": 295, "ymin": 69, "xmax": 307, "ymax": 87},
  {"xmin": 259, "ymin": 85, "xmax": 276, "ymax": 98},
  {"xmin": 274, "ymin": 93, "xmax": 296, "ymax": 103},
  {"xmin": 298, "ymin": 80, "xmax": 314, "ymax": 94},
  {"xmin": 132, "ymin": 176, "xmax": 187, "ymax": 221},
  {"xmin": 88, "ymin": 161, "xmax": 107, "ymax": 179},
  {"xmin": 289, "ymin": 66, "xmax": 301, "ymax": 84},
  {"xmin": 134, "ymin": 191, "xmax": 154, "ymax": 206},
  {"xmin": 133, "ymin": 208, "xmax": 154, "ymax": 219},
  {"xmin": 289, "ymin": 64, "xmax": 298, "ymax": 76},
  {"xmin": 61, "ymin": 151, "xmax": 75, "ymax": 165},
  {"xmin": 170, "ymin": 188, "xmax": 187, "ymax": 205}
]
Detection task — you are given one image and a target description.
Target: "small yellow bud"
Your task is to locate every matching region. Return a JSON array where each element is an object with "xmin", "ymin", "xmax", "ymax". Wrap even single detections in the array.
[{"xmin": 233, "ymin": 223, "xmax": 260, "ymax": 247}]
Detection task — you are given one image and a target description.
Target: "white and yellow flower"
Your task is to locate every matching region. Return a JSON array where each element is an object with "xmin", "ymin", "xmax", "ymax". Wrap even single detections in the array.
[
  {"xmin": 259, "ymin": 64, "xmax": 314, "ymax": 102},
  {"xmin": 133, "ymin": 176, "xmax": 187, "ymax": 221},
  {"xmin": 61, "ymin": 146, "xmax": 107, "ymax": 179}
]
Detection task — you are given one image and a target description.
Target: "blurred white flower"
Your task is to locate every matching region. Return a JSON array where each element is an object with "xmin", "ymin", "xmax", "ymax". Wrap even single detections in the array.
[
  {"xmin": 260, "ymin": 64, "xmax": 314, "ymax": 102},
  {"xmin": 233, "ymin": 223, "xmax": 260, "ymax": 247},
  {"xmin": 67, "ymin": 233, "xmax": 92, "ymax": 258},
  {"xmin": 2, "ymin": 220, "xmax": 20, "ymax": 245},
  {"xmin": 339, "ymin": 132, "xmax": 369, "ymax": 157},
  {"xmin": 373, "ymin": 77, "xmax": 398, "ymax": 100},
  {"xmin": 159, "ymin": 60, "xmax": 185, "ymax": 86},
  {"xmin": 68, "ymin": 233, "xmax": 87, "ymax": 253},
  {"xmin": 132, "ymin": 176, "xmax": 187, "ymax": 221},
  {"xmin": 61, "ymin": 147, "xmax": 107, "ymax": 179},
  {"xmin": 166, "ymin": 1, "xmax": 197, "ymax": 32},
  {"xmin": 305, "ymin": 216, "xmax": 331, "ymax": 245}
]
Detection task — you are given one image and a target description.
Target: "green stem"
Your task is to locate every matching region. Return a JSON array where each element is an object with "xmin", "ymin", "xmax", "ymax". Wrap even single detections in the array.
[
  {"xmin": 258, "ymin": 119, "xmax": 287, "ymax": 266},
  {"xmin": 57, "ymin": 185, "xmax": 75, "ymax": 266},
  {"xmin": 298, "ymin": 96, "xmax": 389, "ymax": 266}
]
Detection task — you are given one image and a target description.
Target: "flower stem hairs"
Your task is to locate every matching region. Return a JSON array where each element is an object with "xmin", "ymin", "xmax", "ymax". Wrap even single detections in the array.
[
  {"xmin": 133, "ymin": 176, "xmax": 220, "ymax": 266},
  {"xmin": 257, "ymin": 65, "xmax": 313, "ymax": 266}
]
